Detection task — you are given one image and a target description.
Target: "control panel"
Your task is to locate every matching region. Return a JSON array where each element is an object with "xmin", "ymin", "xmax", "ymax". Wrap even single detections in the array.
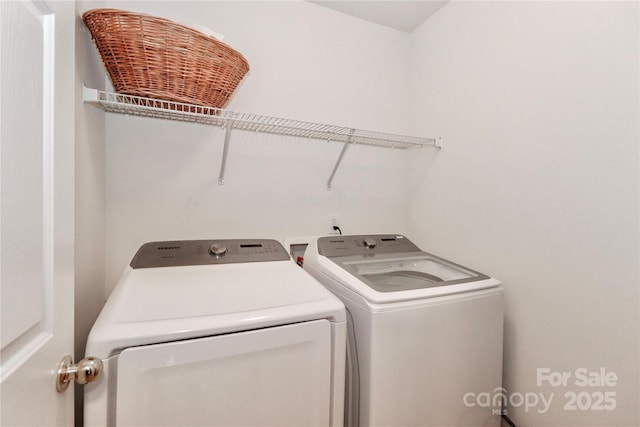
[
  {"xmin": 130, "ymin": 239, "xmax": 290, "ymax": 268},
  {"xmin": 317, "ymin": 234, "xmax": 422, "ymax": 258}
]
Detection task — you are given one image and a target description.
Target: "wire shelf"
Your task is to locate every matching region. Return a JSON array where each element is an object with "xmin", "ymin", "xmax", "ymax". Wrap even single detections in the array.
[
  {"xmin": 82, "ymin": 86, "xmax": 440, "ymax": 188},
  {"xmin": 83, "ymin": 87, "xmax": 436, "ymax": 149}
]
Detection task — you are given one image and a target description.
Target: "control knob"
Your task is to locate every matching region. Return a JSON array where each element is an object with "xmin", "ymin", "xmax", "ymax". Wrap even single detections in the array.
[
  {"xmin": 363, "ymin": 238, "xmax": 377, "ymax": 249},
  {"xmin": 209, "ymin": 243, "xmax": 228, "ymax": 257}
]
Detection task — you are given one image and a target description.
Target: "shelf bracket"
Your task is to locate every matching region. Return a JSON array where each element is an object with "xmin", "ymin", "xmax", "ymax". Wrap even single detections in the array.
[
  {"xmin": 218, "ymin": 117, "xmax": 234, "ymax": 185},
  {"xmin": 327, "ymin": 129, "xmax": 355, "ymax": 190},
  {"xmin": 82, "ymin": 84, "xmax": 99, "ymax": 103}
]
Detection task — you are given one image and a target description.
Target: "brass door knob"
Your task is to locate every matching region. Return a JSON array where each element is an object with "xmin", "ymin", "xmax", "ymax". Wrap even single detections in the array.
[{"xmin": 56, "ymin": 355, "xmax": 103, "ymax": 392}]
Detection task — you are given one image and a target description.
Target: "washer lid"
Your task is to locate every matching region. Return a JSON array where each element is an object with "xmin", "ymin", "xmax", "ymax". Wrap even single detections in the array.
[
  {"xmin": 335, "ymin": 253, "xmax": 489, "ymax": 292},
  {"xmin": 86, "ymin": 260, "xmax": 345, "ymax": 358},
  {"xmin": 307, "ymin": 235, "xmax": 500, "ymax": 304}
]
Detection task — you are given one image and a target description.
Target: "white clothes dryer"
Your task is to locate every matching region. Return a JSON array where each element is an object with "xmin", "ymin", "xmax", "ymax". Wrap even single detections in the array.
[
  {"xmin": 303, "ymin": 234, "xmax": 503, "ymax": 427},
  {"xmin": 84, "ymin": 239, "xmax": 346, "ymax": 427}
]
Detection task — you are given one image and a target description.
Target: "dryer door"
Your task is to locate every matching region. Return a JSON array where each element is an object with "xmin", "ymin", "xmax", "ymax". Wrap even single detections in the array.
[{"xmin": 115, "ymin": 320, "xmax": 332, "ymax": 426}]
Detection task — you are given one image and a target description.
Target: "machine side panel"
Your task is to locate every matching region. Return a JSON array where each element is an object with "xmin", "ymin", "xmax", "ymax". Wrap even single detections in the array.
[{"xmin": 84, "ymin": 355, "xmax": 118, "ymax": 427}]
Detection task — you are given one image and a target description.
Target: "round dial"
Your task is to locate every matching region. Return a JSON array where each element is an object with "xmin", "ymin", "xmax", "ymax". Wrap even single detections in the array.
[
  {"xmin": 363, "ymin": 238, "xmax": 377, "ymax": 249},
  {"xmin": 209, "ymin": 243, "xmax": 228, "ymax": 257}
]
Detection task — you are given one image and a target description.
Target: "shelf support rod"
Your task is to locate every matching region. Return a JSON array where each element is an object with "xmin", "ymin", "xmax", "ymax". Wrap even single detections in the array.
[
  {"xmin": 327, "ymin": 129, "xmax": 355, "ymax": 190},
  {"xmin": 218, "ymin": 117, "xmax": 234, "ymax": 185}
]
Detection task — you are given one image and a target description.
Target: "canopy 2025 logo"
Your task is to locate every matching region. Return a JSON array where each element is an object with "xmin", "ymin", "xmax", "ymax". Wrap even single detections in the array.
[{"xmin": 463, "ymin": 367, "xmax": 618, "ymax": 414}]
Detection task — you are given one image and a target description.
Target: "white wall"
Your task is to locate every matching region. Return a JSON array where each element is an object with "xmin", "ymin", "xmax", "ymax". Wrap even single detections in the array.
[
  {"xmin": 102, "ymin": 1, "xmax": 415, "ymax": 291},
  {"xmin": 74, "ymin": 1, "xmax": 106, "ymax": 425},
  {"xmin": 408, "ymin": 2, "xmax": 639, "ymax": 426}
]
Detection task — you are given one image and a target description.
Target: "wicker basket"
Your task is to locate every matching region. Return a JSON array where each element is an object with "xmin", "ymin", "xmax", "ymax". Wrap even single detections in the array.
[{"xmin": 83, "ymin": 9, "xmax": 249, "ymax": 109}]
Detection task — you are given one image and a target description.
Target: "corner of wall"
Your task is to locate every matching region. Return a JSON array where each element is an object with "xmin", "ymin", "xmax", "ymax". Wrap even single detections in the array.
[{"xmin": 74, "ymin": 1, "xmax": 107, "ymax": 426}]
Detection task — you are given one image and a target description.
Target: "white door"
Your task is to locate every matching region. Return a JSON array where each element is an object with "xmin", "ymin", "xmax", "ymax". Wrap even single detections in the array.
[{"xmin": 1, "ymin": 0, "xmax": 75, "ymax": 425}]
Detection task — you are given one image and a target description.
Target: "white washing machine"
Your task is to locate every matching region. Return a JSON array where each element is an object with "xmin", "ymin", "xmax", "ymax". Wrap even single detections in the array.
[
  {"xmin": 84, "ymin": 239, "xmax": 346, "ymax": 427},
  {"xmin": 303, "ymin": 234, "xmax": 504, "ymax": 427}
]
